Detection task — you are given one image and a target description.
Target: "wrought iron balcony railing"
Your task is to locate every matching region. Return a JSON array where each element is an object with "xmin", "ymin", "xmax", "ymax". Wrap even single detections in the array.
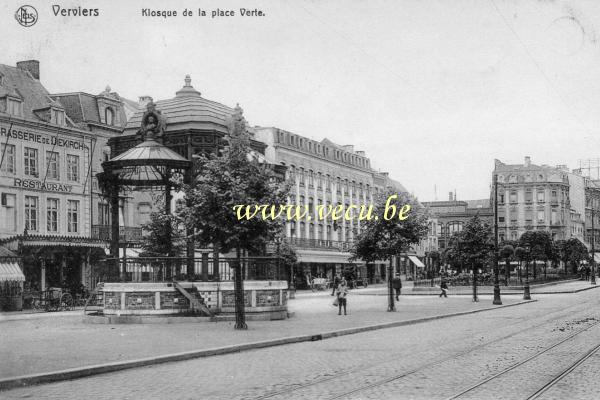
[
  {"xmin": 92, "ymin": 225, "xmax": 143, "ymax": 243},
  {"xmin": 285, "ymin": 237, "xmax": 352, "ymax": 252}
]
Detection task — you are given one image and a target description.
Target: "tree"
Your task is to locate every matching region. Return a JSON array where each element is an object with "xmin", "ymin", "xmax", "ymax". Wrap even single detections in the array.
[
  {"xmin": 564, "ymin": 237, "xmax": 589, "ymax": 274},
  {"xmin": 350, "ymin": 190, "xmax": 429, "ymax": 311},
  {"xmin": 180, "ymin": 105, "xmax": 290, "ymax": 329},
  {"xmin": 140, "ymin": 210, "xmax": 185, "ymax": 258},
  {"xmin": 514, "ymin": 246, "xmax": 526, "ymax": 283},
  {"xmin": 429, "ymin": 250, "xmax": 441, "ymax": 286},
  {"xmin": 499, "ymin": 243, "xmax": 515, "ymax": 286},
  {"xmin": 554, "ymin": 239, "xmax": 568, "ymax": 273},
  {"xmin": 446, "ymin": 215, "xmax": 494, "ymax": 301},
  {"xmin": 519, "ymin": 231, "xmax": 553, "ymax": 279}
]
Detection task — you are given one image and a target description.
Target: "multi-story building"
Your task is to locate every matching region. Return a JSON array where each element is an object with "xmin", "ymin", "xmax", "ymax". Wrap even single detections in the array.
[
  {"xmin": 422, "ymin": 193, "xmax": 493, "ymax": 250},
  {"xmin": 493, "ymin": 157, "xmax": 582, "ymax": 243},
  {"xmin": 0, "ymin": 60, "xmax": 125, "ymax": 291},
  {"xmin": 255, "ymin": 127, "xmax": 412, "ymax": 284}
]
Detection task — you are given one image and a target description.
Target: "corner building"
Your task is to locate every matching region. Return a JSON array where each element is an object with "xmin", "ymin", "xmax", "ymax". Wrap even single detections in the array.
[{"xmin": 0, "ymin": 61, "xmax": 126, "ymax": 291}]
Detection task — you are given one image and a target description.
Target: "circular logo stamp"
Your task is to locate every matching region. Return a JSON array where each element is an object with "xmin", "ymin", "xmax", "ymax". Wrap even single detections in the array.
[{"xmin": 15, "ymin": 5, "xmax": 38, "ymax": 27}]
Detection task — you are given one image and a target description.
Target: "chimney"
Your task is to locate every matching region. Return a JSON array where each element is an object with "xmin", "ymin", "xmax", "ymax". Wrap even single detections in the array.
[
  {"xmin": 138, "ymin": 95, "xmax": 153, "ymax": 108},
  {"xmin": 16, "ymin": 60, "xmax": 40, "ymax": 80},
  {"xmin": 524, "ymin": 156, "xmax": 531, "ymax": 167},
  {"xmin": 449, "ymin": 192, "xmax": 453, "ymax": 201}
]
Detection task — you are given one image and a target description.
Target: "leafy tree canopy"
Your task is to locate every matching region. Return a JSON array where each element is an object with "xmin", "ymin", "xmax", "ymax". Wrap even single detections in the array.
[
  {"xmin": 180, "ymin": 106, "xmax": 290, "ymax": 254},
  {"xmin": 350, "ymin": 190, "xmax": 429, "ymax": 263}
]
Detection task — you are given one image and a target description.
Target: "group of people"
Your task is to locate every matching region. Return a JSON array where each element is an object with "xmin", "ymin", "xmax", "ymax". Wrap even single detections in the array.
[{"xmin": 327, "ymin": 272, "xmax": 450, "ymax": 315}]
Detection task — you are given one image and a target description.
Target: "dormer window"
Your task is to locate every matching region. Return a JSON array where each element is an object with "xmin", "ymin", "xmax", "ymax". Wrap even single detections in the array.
[
  {"xmin": 105, "ymin": 107, "xmax": 115, "ymax": 125},
  {"xmin": 7, "ymin": 98, "xmax": 23, "ymax": 116},
  {"xmin": 51, "ymin": 108, "xmax": 65, "ymax": 125}
]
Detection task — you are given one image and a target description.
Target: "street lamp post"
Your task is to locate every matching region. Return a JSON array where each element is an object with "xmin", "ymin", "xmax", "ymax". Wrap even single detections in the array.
[
  {"xmin": 523, "ymin": 244, "xmax": 531, "ymax": 300},
  {"xmin": 493, "ymin": 173, "xmax": 502, "ymax": 305},
  {"xmin": 590, "ymin": 199, "xmax": 597, "ymax": 285},
  {"xmin": 388, "ymin": 256, "xmax": 396, "ymax": 312}
]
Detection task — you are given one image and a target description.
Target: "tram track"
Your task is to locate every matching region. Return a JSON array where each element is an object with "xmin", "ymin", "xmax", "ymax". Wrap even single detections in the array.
[
  {"xmin": 445, "ymin": 318, "xmax": 600, "ymax": 400},
  {"xmin": 526, "ymin": 341, "xmax": 600, "ymax": 400},
  {"xmin": 249, "ymin": 300, "xmax": 597, "ymax": 400}
]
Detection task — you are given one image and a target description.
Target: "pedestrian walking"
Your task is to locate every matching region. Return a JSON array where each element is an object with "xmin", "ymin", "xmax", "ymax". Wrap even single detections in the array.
[
  {"xmin": 586, "ymin": 266, "xmax": 591, "ymax": 281},
  {"xmin": 439, "ymin": 279, "xmax": 448, "ymax": 298},
  {"xmin": 392, "ymin": 275, "xmax": 402, "ymax": 300},
  {"xmin": 336, "ymin": 278, "xmax": 349, "ymax": 315},
  {"xmin": 331, "ymin": 273, "xmax": 341, "ymax": 296}
]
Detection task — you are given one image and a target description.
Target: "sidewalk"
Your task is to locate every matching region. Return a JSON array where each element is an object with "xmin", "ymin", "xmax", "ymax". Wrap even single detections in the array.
[{"xmin": 0, "ymin": 291, "xmax": 534, "ymax": 384}]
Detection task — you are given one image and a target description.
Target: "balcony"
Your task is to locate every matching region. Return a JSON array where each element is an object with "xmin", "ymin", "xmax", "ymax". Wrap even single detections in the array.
[
  {"xmin": 92, "ymin": 225, "xmax": 143, "ymax": 243},
  {"xmin": 285, "ymin": 237, "xmax": 352, "ymax": 252}
]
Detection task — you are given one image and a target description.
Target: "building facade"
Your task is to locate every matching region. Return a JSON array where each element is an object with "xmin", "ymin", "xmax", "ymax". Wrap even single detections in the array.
[
  {"xmin": 0, "ymin": 60, "xmax": 126, "ymax": 292},
  {"xmin": 422, "ymin": 193, "xmax": 493, "ymax": 250},
  {"xmin": 494, "ymin": 157, "xmax": 577, "ymax": 243},
  {"xmin": 255, "ymin": 127, "xmax": 412, "ymax": 284}
]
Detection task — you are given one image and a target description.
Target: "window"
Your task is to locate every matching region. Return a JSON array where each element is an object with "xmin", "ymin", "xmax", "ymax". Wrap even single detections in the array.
[
  {"xmin": 327, "ymin": 225, "xmax": 332, "ymax": 240},
  {"xmin": 537, "ymin": 191, "xmax": 545, "ymax": 202},
  {"xmin": 448, "ymin": 222, "xmax": 464, "ymax": 234},
  {"xmin": 138, "ymin": 203, "xmax": 152, "ymax": 214},
  {"xmin": 67, "ymin": 154, "xmax": 79, "ymax": 181},
  {"xmin": 298, "ymin": 168, "xmax": 305, "ymax": 186},
  {"xmin": 510, "ymin": 231, "xmax": 518, "ymax": 240},
  {"xmin": 67, "ymin": 200, "xmax": 79, "ymax": 233},
  {"xmin": 2, "ymin": 193, "xmax": 16, "ymax": 231},
  {"xmin": 47, "ymin": 198, "xmax": 59, "ymax": 232},
  {"xmin": 499, "ymin": 216, "xmax": 505, "ymax": 223},
  {"xmin": 289, "ymin": 221, "xmax": 296, "ymax": 238},
  {"xmin": 525, "ymin": 190, "xmax": 533, "ymax": 203},
  {"xmin": 105, "ymin": 108, "xmax": 115, "ymax": 125},
  {"xmin": 46, "ymin": 151, "xmax": 59, "ymax": 180},
  {"xmin": 551, "ymin": 209, "xmax": 558, "ymax": 225},
  {"xmin": 0, "ymin": 144, "xmax": 15, "ymax": 174},
  {"xmin": 308, "ymin": 197, "xmax": 314, "ymax": 214},
  {"xmin": 537, "ymin": 210, "xmax": 545, "ymax": 222},
  {"xmin": 309, "ymin": 223, "xmax": 315, "ymax": 240},
  {"xmin": 308, "ymin": 170, "xmax": 314, "ymax": 188},
  {"xmin": 509, "ymin": 191, "xmax": 517, "ymax": 203},
  {"xmin": 52, "ymin": 109, "xmax": 65, "ymax": 126},
  {"xmin": 498, "ymin": 194, "xmax": 504, "ymax": 204},
  {"xmin": 336, "ymin": 177, "xmax": 341, "ymax": 194},
  {"xmin": 7, "ymin": 99, "xmax": 23, "ymax": 116},
  {"xmin": 317, "ymin": 173, "xmax": 322, "ymax": 189},
  {"xmin": 300, "ymin": 222, "xmax": 305, "ymax": 239},
  {"xmin": 24, "ymin": 147, "xmax": 38, "ymax": 177},
  {"xmin": 98, "ymin": 203, "xmax": 110, "ymax": 225},
  {"xmin": 24, "ymin": 196, "xmax": 38, "ymax": 232},
  {"xmin": 525, "ymin": 210, "xmax": 533, "ymax": 224}
]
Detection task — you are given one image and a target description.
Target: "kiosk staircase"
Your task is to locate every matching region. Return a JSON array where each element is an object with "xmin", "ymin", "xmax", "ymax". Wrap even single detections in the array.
[{"xmin": 173, "ymin": 281, "xmax": 214, "ymax": 317}]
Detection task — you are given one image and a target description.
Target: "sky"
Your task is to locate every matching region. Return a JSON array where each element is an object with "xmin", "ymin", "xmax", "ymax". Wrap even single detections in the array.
[{"xmin": 2, "ymin": 0, "xmax": 600, "ymax": 201}]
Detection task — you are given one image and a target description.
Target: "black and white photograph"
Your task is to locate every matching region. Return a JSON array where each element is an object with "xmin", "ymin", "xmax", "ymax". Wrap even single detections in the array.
[{"xmin": 2, "ymin": 1, "xmax": 600, "ymax": 399}]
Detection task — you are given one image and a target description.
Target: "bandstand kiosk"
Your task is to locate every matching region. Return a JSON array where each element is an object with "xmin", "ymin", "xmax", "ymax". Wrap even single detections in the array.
[{"xmin": 92, "ymin": 92, "xmax": 289, "ymax": 323}]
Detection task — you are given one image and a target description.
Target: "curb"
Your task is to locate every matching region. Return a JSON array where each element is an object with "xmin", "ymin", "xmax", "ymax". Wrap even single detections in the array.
[
  {"xmin": 0, "ymin": 299, "xmax": 536, "ymax": 391},
  {"xmin": 357, "ymin": 284, "xmax": 600, "ymax": 296}
]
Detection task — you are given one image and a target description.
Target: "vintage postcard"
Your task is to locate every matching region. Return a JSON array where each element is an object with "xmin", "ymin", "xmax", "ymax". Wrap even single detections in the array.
[{"xmin": 1, "ymin": 1, "xmax": 600, "ymax": 399}]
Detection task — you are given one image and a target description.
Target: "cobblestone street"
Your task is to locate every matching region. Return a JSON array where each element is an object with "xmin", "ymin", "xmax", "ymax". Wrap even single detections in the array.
[{"xmin": 2, "ymin": 284, "xmax": 600, "ymax": 399}]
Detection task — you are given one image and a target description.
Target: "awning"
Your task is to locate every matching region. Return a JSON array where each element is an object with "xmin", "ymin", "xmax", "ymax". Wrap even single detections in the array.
[
  {"xmin": 0, "ymin": 261, "xmax": 25, "ymax": 282},
  {"xmin": 408, "ymin": 255, "xmax": 425, "ymax": 268},
  {"xmin": 104, "ymin": 248, "xmax": 143, "ymax": 257}
]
